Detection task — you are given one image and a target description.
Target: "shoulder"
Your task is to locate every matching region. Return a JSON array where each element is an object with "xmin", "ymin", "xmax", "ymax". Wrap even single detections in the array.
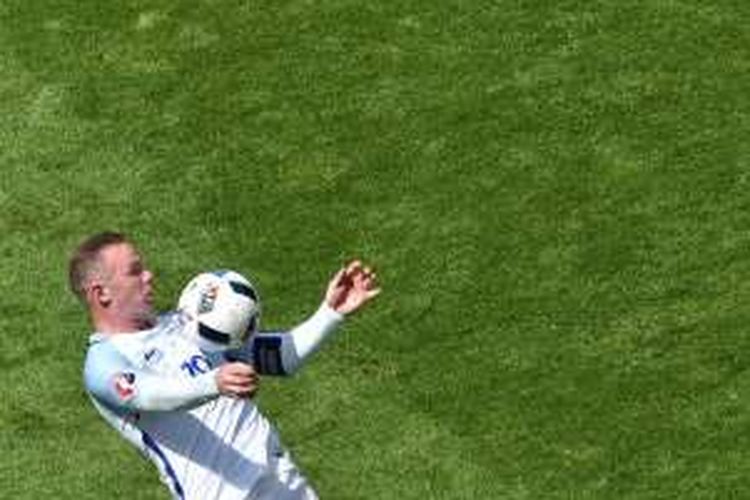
[
  {"xmin": 84, "ymin": 338, "xmax": 130, "ymax": 384},
  {"xmin": 154, "ymin": 311, "xmax": 189, "ymax": 337},
  {"xmin": 83, "ymin": 337, "xmax": 140, "ymax": 410}
]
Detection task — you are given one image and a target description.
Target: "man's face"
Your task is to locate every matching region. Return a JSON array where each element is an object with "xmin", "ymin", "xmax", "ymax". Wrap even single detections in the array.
[{"xmin": 97, "ymin": 243, "xmax": 155, "ymax": 327}]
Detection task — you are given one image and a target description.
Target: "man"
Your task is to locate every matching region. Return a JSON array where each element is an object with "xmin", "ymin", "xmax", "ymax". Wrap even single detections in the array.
[{"xmin": 70, "ymin": 232, "xmax": 380, "ymax": 499}]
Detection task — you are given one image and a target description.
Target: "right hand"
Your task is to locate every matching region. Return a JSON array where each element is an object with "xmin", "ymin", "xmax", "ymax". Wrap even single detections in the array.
[
  {"xmin": 325, "ymin": 260, "xmax": 381, "ymax": 315},
  {"xmin": 216, "ymin": 362, "xmax": 259, "ymax": 398}
]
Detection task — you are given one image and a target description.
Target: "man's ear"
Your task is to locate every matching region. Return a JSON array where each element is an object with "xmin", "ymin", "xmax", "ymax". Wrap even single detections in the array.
[{"xmin": 87, "ymin": 279, "xmax": 113, "ymax": 307}]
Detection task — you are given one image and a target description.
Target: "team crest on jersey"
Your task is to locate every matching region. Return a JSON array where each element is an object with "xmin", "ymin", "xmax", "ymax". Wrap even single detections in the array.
[
  {"xmin": 113, "ymin": 372, "xmax": 137, "ymax": 401},
  {"xmin": 144, "ymin": 347, "xmax": 163, "ymax": 364},
  {"xmin": 197, "ymin": 284, "xmax": 219, "ymax": 314}
]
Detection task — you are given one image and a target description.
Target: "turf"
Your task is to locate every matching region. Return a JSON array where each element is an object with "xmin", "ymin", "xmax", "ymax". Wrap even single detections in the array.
[{"xmin": 1, "ymin": 0, "xmax": 750, "ymax": 498}]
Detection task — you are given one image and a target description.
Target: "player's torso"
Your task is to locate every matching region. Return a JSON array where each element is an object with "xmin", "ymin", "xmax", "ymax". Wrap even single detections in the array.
[
  {"xmin": 93, "ymin": 314, "xmax": 278, "ymax": 499},
  {"xmin": 109, "ymin": 313, "xmax": 213, "ymax": 378}
]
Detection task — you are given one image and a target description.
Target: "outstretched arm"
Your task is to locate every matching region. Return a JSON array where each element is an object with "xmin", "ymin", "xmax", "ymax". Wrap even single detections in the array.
[{"xmin": 247, "ymin": 260, "xmax": 380, "ymax": 376}]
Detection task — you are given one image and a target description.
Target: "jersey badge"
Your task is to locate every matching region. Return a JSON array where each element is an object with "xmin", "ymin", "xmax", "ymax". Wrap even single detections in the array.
[
  {"xmin": 114, "ymin": 372, "xmax": 137, "ymax": 401},
  {"xmin": 144, "ymin": 348, "xmax": 163, "ymax": 364}
]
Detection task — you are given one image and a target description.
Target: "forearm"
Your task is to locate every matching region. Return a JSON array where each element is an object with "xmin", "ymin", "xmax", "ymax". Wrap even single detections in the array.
[
  {"xmin": 251, "ymin": 302, "xmax": 344, "ymax": 375},
  {"xmin": 129, "ymin": 370, "xmax": 219, "ymax": 411}
]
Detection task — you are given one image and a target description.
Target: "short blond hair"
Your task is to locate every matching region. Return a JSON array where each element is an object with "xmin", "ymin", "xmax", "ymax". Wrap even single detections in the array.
[{"xmin": 68, "ymin": 232, "xmax": 129, "ymax": 301}]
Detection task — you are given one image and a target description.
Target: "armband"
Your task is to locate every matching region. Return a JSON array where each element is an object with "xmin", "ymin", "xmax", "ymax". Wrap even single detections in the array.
[
  {"xmin": 252, "ymin": 336, "xmax": 287, "ymax": 376},
  {"xmin": 244, "ymin": 302, "xmax": 344, "ymax": 376}
]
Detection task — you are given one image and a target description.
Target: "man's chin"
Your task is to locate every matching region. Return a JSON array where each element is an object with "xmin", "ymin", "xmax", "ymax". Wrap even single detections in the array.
[{"xmin": 136, "ymin": 309, "xmax": 157, "ymax": 329}]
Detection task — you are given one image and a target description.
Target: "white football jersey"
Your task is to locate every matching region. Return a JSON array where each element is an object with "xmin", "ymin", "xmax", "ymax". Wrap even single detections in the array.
[{"xmin": 83, "ymin": 312, "xmax": 320, "ymax": 500}]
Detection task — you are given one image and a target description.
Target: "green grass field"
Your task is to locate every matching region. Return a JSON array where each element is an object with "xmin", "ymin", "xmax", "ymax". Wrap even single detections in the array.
[{"xmin": 2, "ymin": 0, "xmax": 750, "ymax": 498}]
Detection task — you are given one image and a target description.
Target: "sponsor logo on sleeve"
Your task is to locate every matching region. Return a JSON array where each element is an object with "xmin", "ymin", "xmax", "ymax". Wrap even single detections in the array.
[{"xmin": 113, "ymin": 372, "xmax": 137, "ymax": 401}]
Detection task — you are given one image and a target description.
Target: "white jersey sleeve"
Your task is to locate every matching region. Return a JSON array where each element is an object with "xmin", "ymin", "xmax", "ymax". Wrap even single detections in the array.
[
  {"xmin": 231, "ymin": 302, "xmax": 344, "ymax": 376},
  {"xmin": 84, "ymin": 339, "xmax": 220, "ymax": 413}
]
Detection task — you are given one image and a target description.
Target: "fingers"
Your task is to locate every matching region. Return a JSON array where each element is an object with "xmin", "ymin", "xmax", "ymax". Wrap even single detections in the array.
[
  {"xmin": 330, "ymin": 266, "xmax": 347, "ymax": 285},
  {"xmin": 351, "ymin": 264, "xmax": 378, "ymax": 291},
  {"xmin": 216, "ymin": 362, "xmax": 259, "ymax": 398},
  {"xmin": 341, "ymin": 262, "xmax": 378, "ymax": 292},
  {"xmin": 325, "ymin": 266, "xmax": 350, "ymax": 309},
  {"xmin": 362, "ymin": 268, "xmax": 377, "ymax": 290},
  {"xmin": 343, "ymin": 260, "xmax": 373, "ymax": 281},
  {"xmin": 345, "ymin": 260, "xmax": 363, "ymax": 274},
  {"xmin": 328, "ymin": 259, "xmax": 381, "ymax": 315}
]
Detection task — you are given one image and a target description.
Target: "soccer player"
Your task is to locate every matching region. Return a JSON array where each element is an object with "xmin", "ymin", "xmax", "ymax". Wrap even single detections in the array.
[{"xmin": 70, "ymin": 232, "xmax": 380, "ymax": 500}]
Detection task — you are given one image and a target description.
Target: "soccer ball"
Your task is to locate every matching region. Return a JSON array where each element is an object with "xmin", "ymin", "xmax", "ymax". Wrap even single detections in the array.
[{"xmin": 178, "ymin": 270, "xmax": 261, "ymax": 352}]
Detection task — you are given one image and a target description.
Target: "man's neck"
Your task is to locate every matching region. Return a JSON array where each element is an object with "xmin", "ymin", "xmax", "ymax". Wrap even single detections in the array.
[{"xmin": 92, "ymin": 314, "xmax": 156, "ymax": 334}]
